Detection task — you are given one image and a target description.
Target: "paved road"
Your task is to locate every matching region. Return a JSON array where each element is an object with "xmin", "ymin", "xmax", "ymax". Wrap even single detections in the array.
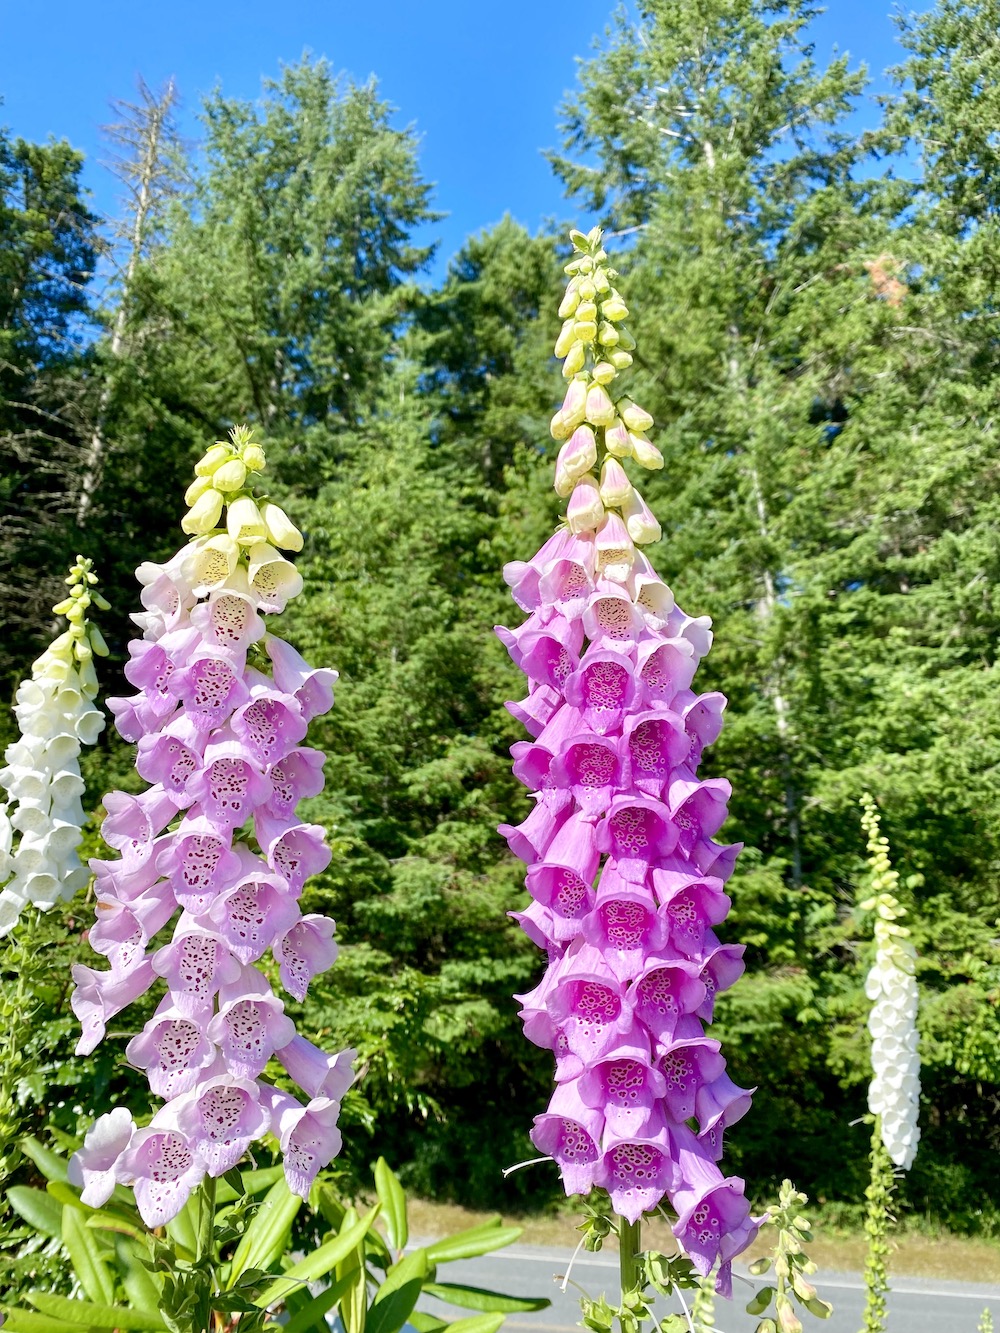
[{"xmin": 420, "ymin": 1244, "xmax": 1000, "ymax": 1333}]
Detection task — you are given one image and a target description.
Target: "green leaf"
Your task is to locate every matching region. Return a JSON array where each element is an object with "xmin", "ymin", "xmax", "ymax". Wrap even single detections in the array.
[
  {"xmin": 85, "ymin": 1209, "xmax": 147, "ymax": 1242},
  {"xmin": 255, "ymin": 1205, "xmax": 379, "ymax": 1308},
  {"xmin": 217, "ymin": 1165, "xmax": 285, "ymax": 1205},
  {"xmin": 0, "ymin": 1309, "xmax": 79, "ymax": 1333},
  {"xmin": 444, "ymin": 1317, "xmax": 506, "ymax": 1333},
  {"xmin": 228, "ymin": 1176, "xmax": 301, "ymax": 1286},
  {"xmin": 26, "ymin": 1291, "xmax": 169, "ymax": 1329},
  {"xmin": 165, "ymin": 1194, "xmax": 199, "ymax": 1255},
  {"xmin": 424, "ymin": 1222, "xmax": 521, "ymax": 1264},
  {"xmin": 20, "ymin": 1136, "xmax": 69, "ymax": 1183},
  {"xmin": 5, "ymin": 1186, "xmax": 63, "ymax": 1239},
  {"xmin": 115, "ymin": 1236, "xmax": 162, "ymax": 1311},
  {"xmin": 423, "ymin": 1283, "xmax": 550, "ymax": 1314},
  {"xmin": 45, "ymin": 1181, "xmax": 87, "ymax": 1213},
  {"xmin": 62, "ymin": 1205, "xmax": 115, "ymax": 1305},
  {"xmin": 224, "ymin": 1167, "xmax": 247, "ymax": 1196},
  {"xmin": 409, "ymin": 1316, "xmax": 450, "ymax": 1333},
  {"xmin": 277, "ymin": 1269, "xmax": 358, "ymax": 1333},
  {"xmin": 374, "ymin": 1157, "xmax": 408, "ymax": 1252},
  {"xmin": 366, "ymin": 1250, "xmax": 429, "ymax": 1333}
]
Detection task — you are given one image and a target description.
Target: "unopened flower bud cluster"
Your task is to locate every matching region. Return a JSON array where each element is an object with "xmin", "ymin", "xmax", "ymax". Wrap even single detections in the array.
[
  {"xmin": 549, "ymin": 227, "xmax": 663, "ymax": 545},
  {"xmin": 860, "ymin": 794, "xmax": 920, "ymax": 1170},
  {"xmin": 69, "ymin": 428, "xmax": 354, "ymax": 1226},
  {"xmin": 0, "ymin": 557, "xmax": 108, "ymax": 936},
  {"xmin": 498, "ymin": 229, "xmax": 760, "ymax": 1299}
]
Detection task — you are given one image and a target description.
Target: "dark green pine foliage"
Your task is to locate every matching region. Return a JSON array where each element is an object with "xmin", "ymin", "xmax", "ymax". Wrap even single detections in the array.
[{"xmin": 0, "ymin": 128, "xmax": 100, "ymax": 692}]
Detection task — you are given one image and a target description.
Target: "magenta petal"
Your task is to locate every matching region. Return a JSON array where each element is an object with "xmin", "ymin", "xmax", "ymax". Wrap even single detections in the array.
[
  {"xmin": 529, "ymin": 1080, "xmax": 606, "ymax": 1196},
  {"xmin": 266, "ymin": 635, "xmax": 338, "ymax": 723},
  {"xmin": 72, "ymin": 960, "xmax": 156, "ymax": 1056},
  {"xmin": 275, "ymin": 913, "xmax": 338, "ymax": 1000},
  {"xmin": 275, "ymin": 1035, "xmax": 356, "ymax": 1101}
]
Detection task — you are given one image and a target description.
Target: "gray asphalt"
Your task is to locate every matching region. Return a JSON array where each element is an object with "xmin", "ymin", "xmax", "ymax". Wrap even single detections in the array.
[{"xmin": 421, "ymin": 1244, "xmax": 1000, "ymax": 1333}]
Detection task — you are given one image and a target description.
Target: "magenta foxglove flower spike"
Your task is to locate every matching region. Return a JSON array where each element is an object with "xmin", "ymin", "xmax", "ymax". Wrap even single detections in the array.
[
  {"xmin": 499, "ymin": 228, "xmax": 762, "ymax": 1298},
  {"xmin": 68, "ymin": 426, "xmax": 355, "ymax": 1226},
  {"xmin": 0, "ymin": 557, "xmax": 108, "ymax": 936}
]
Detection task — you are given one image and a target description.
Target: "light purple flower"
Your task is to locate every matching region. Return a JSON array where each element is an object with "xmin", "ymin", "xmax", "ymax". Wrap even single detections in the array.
[
  {"xmin": 67, "ymin": 1106, "xmax": 136, "ymax": 1207},
  {"xmin": 117, "ymin": 1128, "xmax": 206, "ymax": 1229}
]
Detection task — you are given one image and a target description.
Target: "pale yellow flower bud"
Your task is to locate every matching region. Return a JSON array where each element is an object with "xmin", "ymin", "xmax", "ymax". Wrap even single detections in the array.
[
  {"xmin": 562, "ymin": 344, "xmax": 587, "ymax": 378},
  {"xmin": 618, "ymin": 398, "xmax": 654, "ymax": 433},
  {"xmin": 609, "ymin": 349, "xmax": 634, "ymax": 371},
  {"xmin": 242, "ymin": 443, "xmax": 267, "ymax": 472},
  {"xmin": 575, "ymin": 301, "xmax": 597, "ymax": 323},
  {"xmin": 212, "ymin": 458, "xmax": 248, "ymax": 492},
  {"xmin": 551, "ymin": 379, "xmax": 589, "ymax": 440},
  {"xmin": 578, "ymin": 277, "xmax": 596, "ymax": 301},
  {"xmin": 622, "ymin": 486, "xmax": 662, "ymax": 544},
  {"xmin": 260, "ymin": 500, "xmax": 304, "ymax": 552},
  {"xmin": 601, "ymin": 292, "xmax": 629, "ymax": 322},
  {"xmin": 557, "ymin": 283, "xmax": 580, "ymax": 320},
  {"xmin": 597, "ymin": 321, "xmax": 620, "ymax": 347},
  {"xmin": 630, "ymin": 434, "xmax": 664, "ymax": 469},
  {"xmin": 181, "ymin": 488, "xmax": 225, "ymax": 535},
  {"xmin": 616, "ymin": 326, "xmax": 636, "ymax": 351},
  {"xmin": 591, "ymin": 361, "xmax": 616, "ymax": 384},
  {"xmin": 585, "ymin": 384, "xmax": 616, "ymax": 428},
  {"xmin": 554, "ymin": 426, "xmax": 598, "ymax": 496},
  {"xmin": 194, "ymin": 443, "xmax": 231, "ymax": 477},
  {"xmin": 227, "ymin": 495, "xmax": 268, "ymax": 546},
  {"xmin": 89, "ymin": 625, "xmax": 110, "ymax": 657},
  {"xmin": 592, "ymin": 268, "xmax": 611, "ymax": 294},
  {"xmin": 604, "ymin": 418, "xmax": 634, "ymax": 458},
  {"xmin": 554, "ymin": 319, "xmax": 577, "ymax": 359},
  {"xmin": 184, "ymin": 474, "xmax": 215, "ymax": 506},
  {"xmin": 566, "ymin": 474, "xmax": 605, "ymax": 534},
  {"xmin": 573, "ymin": 319, "xmax": 597, "ymax": 344},
  {"xmin": 599, "ymin": 457, "xmax": 632, "ymax": 507}
]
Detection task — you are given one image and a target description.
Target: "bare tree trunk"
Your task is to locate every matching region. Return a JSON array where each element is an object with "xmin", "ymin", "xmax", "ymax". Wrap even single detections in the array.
[{"xmin": 76, "ymin": 78, "xmax": 179, "ymax": 527}]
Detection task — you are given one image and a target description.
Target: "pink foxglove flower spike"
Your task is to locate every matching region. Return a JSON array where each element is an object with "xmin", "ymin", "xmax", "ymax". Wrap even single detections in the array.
[
  {"xmin": 499, "ymin": 228, "xmax": 762, "ymax": 1298},
  {"xmin": 69, "ymin": 426, "xmax": 354, "ymax": 1227}
]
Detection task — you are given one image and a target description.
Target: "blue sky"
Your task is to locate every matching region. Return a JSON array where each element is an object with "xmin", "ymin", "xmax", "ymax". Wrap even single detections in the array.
[{"xmin": 0, "ymin": 1, "xmax": 908, "ymax": 282}]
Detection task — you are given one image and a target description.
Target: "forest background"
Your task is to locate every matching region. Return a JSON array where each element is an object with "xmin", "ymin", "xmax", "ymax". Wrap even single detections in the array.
[{"xmin": 3, "ymin": 0, "xmax": 1000, "ymax": 1236}]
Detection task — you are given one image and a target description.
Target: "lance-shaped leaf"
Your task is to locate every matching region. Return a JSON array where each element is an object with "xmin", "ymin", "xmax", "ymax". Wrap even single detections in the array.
[
  {"xmin": 374, "ymin": 1156, "xmax": 408, "ymax": 1253},
  {"xmin": 62, "ymin": 1206, "xmax": 115, "ymax": 1305},
  {"xmin": 228, "ymin": 1176, "xmax": 301, "ymax": 1285},
  {"xmin": 255, "ymin": 1205, "xmax": 379, "ymax": 1308},
  {"xmin": 424, "ymin": 1220, "xmax": 521, "ymax": 1264},
  {"xmin": 424, "ymin": 1284, "xmax": 550, "ymax": 1314}
]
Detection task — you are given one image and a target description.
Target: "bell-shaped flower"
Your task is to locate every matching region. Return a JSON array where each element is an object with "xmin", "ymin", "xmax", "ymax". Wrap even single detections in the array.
[
  {"xmin": 208, "ymin": 848, "xmax": 301, "ymax": 964},
  {"xmin": 253, "ymin": 811, "xmax": 332, "ymax": 895},
  {"xmin": 500, "ymin": 617, "xmax": 583, "ymax": 693},
  {"xmin": 173, "ymin": 1076, "xmax": 270, "ymax": 1177},
  {"xmin": 125, "ymin": 1002, "xmax": 217, "ymax": 1099},
  {"xmin": 264, "ymin": 747, "xmax": 326, "ymax": 820},
  {"xmin": 550, "ymin": 733, "xmax": 623, "ymax": 816},
  {"xmin": 275, "ymin": 1036, "xmax": 357, "ymax": 1101},
  {"xmin": 264, "ymin": 1087, "xmax": 344, "ymax": 1199},
  {"xmin": 673, "ymin": 691, "xmax": 727, "ymax": 765},
  {"xmin": 157, "ymin": 816, "xmax": 242, "ymax": 915},
  {"xmin": 621, "ymin": 486, "xmax": 662, "ymax": 544},
  {"xmin": 564, "ymin": 650, "xmax": 641, "ymax": 736},
  {"xmin": 545, "ymin": 944, "xmax": 635, "ymax": 1063},
  {"xmin": 151, "ymin": 927, "xmax": 243, "ymax": 1018},
  {"xmin": 185, "ymin": 734, "xmax": 273, "ymax": 831},
  {"xmin": 266, "ymin": 635, "xmax": 338, "ymax": 723},
  {"xmin": 231, "ymin": 683, "xmax": 308, "ymax": 768},
  {"xmin": 89, "ymin": 887, "xmax": 175, "ymax": 976},
  {"xmin": 101, "ymin": 787, "xmax": 176, "ymax": 870},
  {"xmin": 695, "ymin": 943, "xmax": 746, "ymax": 1021},
  {"xmin": 67, "ymin": 1106, "xmax": 137, "ymax": 1208},
  {"xmin": 175, "ymin": 653, "xmax": 250, "ymax": 731},
  {"xmin": 583, "ymin": 585, "xmax": 646, "ymax": 650},
  {"xmin": 529, "ymin": 1080, "xmax": 606, "ymax": 1196},
  {"xmin": 206, "ymin": 969, "xmax": 296, "ymax": 1079},
  {"xmin": 602, "ymin": 1110, "xmax": 677, "ymax": 1224},
  {"xmin": 537, "ymin": 555, "xmax": 596, "ymax": 621},
  {"xmin": 505, "ymin": 683, "xmax": 563, "ymax": 738},
  {"xmin": 226, "ymin": 495, "xmax": 268, "ymax": 547},
  {"xmin": 190, "ymin": 569, "xmax": 266, "ymax": 657},
  {"xmin": 123, "ymin": 638, "xmax": 187, "ymax": 717},
  {"xmin": 72, "ymin": 959, "xmax": 157, "ymax": 1055},
  {"xmin": 583, "ymin": 864, "xmax": 668, "ymax": 980},
  {"xmin": 597, "ymin": 796, "xmax": 678, "ymax": 883},
  {"xmin": 623, "ymin": 710, "xmax": 690, "ymax": 797},
  {"xmin": 498, "ymin": 797, "xmax": 569, "ymax": 865},
  {"xmin": 275, "ymin": 913, "xmax": 338, "ymax": 1000},
  {"xmin": 135, "ymin": 715, "xmax": 205, "ymax": 806},
  {"xmin": 247, "ymin": 542, "xmax": 304, "ymax": 613},
  {"xmin": 667, "ymin": 770, "xmax": 731, "ymax": 855},
  {"xmin": 260, "ymin": 499, "xmax": 303, "ymax": 552},
  {"xmin": 652, "ymin": 867, "xmax": 731, "ymax": 959},
  {"xmin": 185, "ymin": 535, "xmax": 241, "ymax": 596},
  {"xmin": 631, "ymin": 574, "xmax": 675, "ymax": 631},
  {"xmin": 510, "ymin": 898, "xmax": 559, "ymax": 950},
  {"xmin": 525, "ymin": 812, "xmax": 601, "ymax": 941},
  {"xmin": 657, "ymin": 1029, "xmax": 726, "ymax": 1121},
  {"xmin": 630, "ymin": 955, "xmax": 707, "ymax": 1044},
  {"xmin": 668, "ymin": 1123, "xmax": 761, "ymax": 1298},
  {"xmin": 577, "ymin": 1036, "xmax": 666, "ymax": 1137},
  {"xmin": 116, "ymin": 1128, "xmax": 206, "ymax": 1228},
  {"xmin": 554, "ymin": 426, "xmax": 598, "ymax": 496},
  {"xmin": 636, "ymin": 637, "xmax": 697, "ymax": 707},
  {"xmin": 695, "ymin": 1071, "xmax": 754, "ymax": 1142}
]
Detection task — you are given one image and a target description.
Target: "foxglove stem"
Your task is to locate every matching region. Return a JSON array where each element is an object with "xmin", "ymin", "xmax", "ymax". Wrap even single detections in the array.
[{"xmin": 619, "ymin": 1216, "xmax": 642, "ymax": 1303}]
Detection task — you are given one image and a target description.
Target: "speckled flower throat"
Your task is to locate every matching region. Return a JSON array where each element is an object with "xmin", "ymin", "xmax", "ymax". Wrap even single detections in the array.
[
  {"xmin": 498, "ymin": 228, "xmax": 760, "ymax": 1296},
  {"xmin": 68, "ymin": 426, "xmax": 353, "ymax": 1226}
]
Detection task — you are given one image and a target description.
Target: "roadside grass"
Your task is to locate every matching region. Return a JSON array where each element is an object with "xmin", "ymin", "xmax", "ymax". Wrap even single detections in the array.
[{"xmin": 405, "ymin": 1198, "xmax": 1000, "ymax": 1284}]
